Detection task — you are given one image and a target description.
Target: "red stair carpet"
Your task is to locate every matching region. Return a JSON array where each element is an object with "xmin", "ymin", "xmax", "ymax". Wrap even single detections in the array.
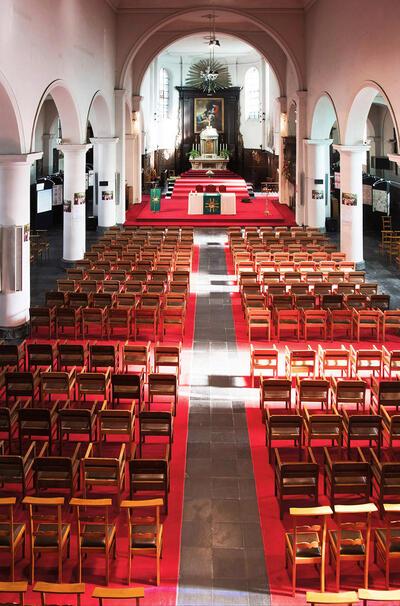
[{"xmin": 224, "ymin": 244, "xmax": 400, "ymax": 605}]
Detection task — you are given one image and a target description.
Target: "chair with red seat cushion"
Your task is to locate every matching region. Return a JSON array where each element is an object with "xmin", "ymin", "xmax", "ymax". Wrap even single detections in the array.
[
  {"xmin": 195, "ymin": 185, "xmax": 203, "ymax": 193},
  {"xmin": 205, "ymin": 184, "xmax": 217, "ymax": 193}
]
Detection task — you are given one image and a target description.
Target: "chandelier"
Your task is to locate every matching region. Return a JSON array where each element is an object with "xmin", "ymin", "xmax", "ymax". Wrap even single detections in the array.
[{"xmin": 185, "ymin": 13, "xmax": 232, "ymax": 94}]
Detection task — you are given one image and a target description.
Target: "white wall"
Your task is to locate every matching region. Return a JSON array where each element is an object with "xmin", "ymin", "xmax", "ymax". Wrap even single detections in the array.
[{"xmin": 0, "ymin": 0, "xmax": 116, "ymax": 153}]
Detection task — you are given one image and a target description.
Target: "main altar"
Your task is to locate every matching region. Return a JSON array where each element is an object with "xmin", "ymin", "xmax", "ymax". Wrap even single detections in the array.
[{"xmin": 189, "ymin": 124, "xmax": 229, "ymax": 171}]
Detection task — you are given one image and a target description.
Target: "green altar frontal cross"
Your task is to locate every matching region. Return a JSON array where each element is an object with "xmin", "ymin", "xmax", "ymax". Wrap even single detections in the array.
[
  {"xmin": 150, "ymin": 188, "xmax": 162, "ymax": 211},
  {"xmin": 203, "ymin": 193, "xmax": 221, "ymax": 214}
]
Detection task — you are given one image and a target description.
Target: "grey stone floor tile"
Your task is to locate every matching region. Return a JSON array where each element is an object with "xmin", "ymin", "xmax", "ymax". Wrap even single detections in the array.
[
  {"xmin": 180, "ymin": 547, "xmax": 213, "ymax": 578},
  {"xmin": 181, "ymin": 521, "xmax": 213, "ymax": 548},
  {"xmin": 212, "ymin": 522, "xmax": 244, "ymax": 549},
  {"xmin": 212, "ymin": 548, "xmax": 247, "ymax": 579},
  {"xmin": 183, "ymin": 498, "xmax": 212, "ymax": 523},
  {"xmin": 212, "ymin": 499, "xmax": 241, "ymax": 523},
  {"xmin": 211, "ymin": 478, "xmax": 240, "ymax": 499},
  {"xmin": 178, "ymin": 588, "xmax": 214, "ymax": 605}
]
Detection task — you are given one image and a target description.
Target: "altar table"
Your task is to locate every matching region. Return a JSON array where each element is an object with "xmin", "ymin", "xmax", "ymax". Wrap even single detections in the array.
[{"xmin": 188, "ymin": 192, "xmax": 236, "ymax": 215}]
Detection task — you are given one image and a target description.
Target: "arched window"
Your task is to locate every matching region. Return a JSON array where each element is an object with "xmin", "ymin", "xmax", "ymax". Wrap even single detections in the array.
[
  {"xmin": 158, "ymin": 68, "xmax": 169, "ymax": 119},
  {"xmin": 245, "ymin": 67, "xmax": 260, "ymax": 120}
]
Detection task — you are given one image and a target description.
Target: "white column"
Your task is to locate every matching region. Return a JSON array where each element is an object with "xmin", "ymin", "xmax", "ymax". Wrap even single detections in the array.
[
  {"xmin": 57, "ymin": 144, "xmax": 92, "ymax": 262},
  {"xmin": 132, "ymin": 96, "xmax": 143, "ymax": 205},
  {"xmin": 277, "ymin": 96, "xmax": 287, "ymax": 205},
  {"xmin": 42, "ymin": 133, "xmax": 57, "ymax": 175},
  {"xmin": 0, "ymin": 153, "xmax": 42, "ymax": 330},
  {"xmin": 334, "ymin": 144, "xmax": 369, "ymax": 266},
  {"xmin": 115, "ymin": 89, "xmax": 126, "ymax": 224},
  {"xmin": 295, "ymin": 90, "xmax": 307, "ymax": 226},
  {"xmin": 304, "ymin": 139, "xmax": 332, "ymax": 229},
  {"xmin": 90, "ymin": 137, "xmax": 118, "ymax": 227}
]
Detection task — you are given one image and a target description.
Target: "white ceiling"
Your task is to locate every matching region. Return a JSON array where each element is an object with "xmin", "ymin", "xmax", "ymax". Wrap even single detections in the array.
[{"xmin": 163, "ymin": 33, "xmax": 257, "ymax": 58}]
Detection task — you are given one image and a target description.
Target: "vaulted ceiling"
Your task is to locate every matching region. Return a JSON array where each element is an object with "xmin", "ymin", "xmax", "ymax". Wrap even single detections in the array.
[{"xmin": 109, "ymin": 0, "xmax": 315, "ymax": 10}]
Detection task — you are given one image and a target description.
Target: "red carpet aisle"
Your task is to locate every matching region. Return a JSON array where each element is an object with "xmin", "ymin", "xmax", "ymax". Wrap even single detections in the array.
[
  {"xmin": 125, "ymin": 195, "xmax": 296, "ymax": 227},
  {"xmin": 224, "ymin": 243, "xmax": 400, "ymax": 605},
  {"xmin": 0, "ymin": 248, "xmax": 199, "ymax": 606}
]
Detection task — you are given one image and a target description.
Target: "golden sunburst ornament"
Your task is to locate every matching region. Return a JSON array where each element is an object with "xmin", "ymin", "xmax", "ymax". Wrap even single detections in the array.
[{"xmin": 186, "ymin": 58, "xmax": 232, "ymax": 94}]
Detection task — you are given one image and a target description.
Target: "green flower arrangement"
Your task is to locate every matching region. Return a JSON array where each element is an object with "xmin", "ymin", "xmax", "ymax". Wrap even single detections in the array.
[
  {"xmin": 187, "ymin": 148, "xmax": 201, "ymax": 159},
  {"xmin": 219, "ymin": 149, "xmax": 230, "ymax": 159}
]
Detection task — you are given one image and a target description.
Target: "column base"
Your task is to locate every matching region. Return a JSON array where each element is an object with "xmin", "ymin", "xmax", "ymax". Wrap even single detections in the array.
[
  {"xmin": 355, "ymin": 260, "xmax": 366, "ymax": 270},
  {"xmin": 0, "ymin": 322, "xmax": 29, "ymax": 340}
]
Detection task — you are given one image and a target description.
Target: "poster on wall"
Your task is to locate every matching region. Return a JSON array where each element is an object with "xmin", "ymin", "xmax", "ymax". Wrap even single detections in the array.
[
  {"xmin": 74, "ymin": 192, "xmax": 85, "ymax": 205},
  {"xmin": 102, "ymin": 190, "xmax": 114, "ymax": 201},
  {"xmin": 342, "ymin": 192, "xmax": 357, "ymax": 206},
  {"xmin": 63, "ymin": 200, "xmax": 71, "ymax": 213},
  {"xmin": 24, "ymin": 225, "xmax": 30, "ymax": 242},
  {"xmin": 334, "ymin": 172, "xmax": 341, "ymax": 189},
  {"xmin": 362, "ymin": 184, "xmax": 372, "ymax": 206},
  {"xmin": 312, "ymin": 189, "xmax": 324, "ymax": 200},
  {"xmin": 52, "ymin": 184, "xmax": 63, "ymax": 206},
  {"xmin": 194, "ymin": 98, "xmax": 224, "ymax": 133},
  {"xmin": 372, "ymin": 189, "xmax": 389, "ymax": 213}
]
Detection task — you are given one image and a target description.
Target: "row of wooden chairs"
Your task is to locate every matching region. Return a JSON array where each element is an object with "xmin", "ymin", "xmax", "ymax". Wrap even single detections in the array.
[
  {"xmin": 250, "ymin": 344, "xmax": 400, "ymax": 385},
  {"xmin": 0, "ymin": 494, "xmax": 163, "ymax": 586},
  {"xmin": 0, "ymin": 581, "xmax": 145, "ymax": 606}
]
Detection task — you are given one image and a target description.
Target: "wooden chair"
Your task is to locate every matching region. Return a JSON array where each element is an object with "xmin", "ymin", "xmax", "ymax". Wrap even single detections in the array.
[
  {"xmin": 0, "ymin": 442, "xmax": 36, "ymax": 496},
  {"xmin": 350, "ymin": 345, "xmax": 382, "ymax": 380},
  {"xmin": 260, "ymin": 378, "xmax": 292, "ymax": 417},
  {"xmin": 306, "ymin": 591, "xmax": 358, "ymax": 605},
  {"xmin": 265, "ymin": 409, "xmax": 303, "ymax": 460},
  {"xmin": 0, "ymin": 497, "xmax": 26, "ymax": 581},
  {"xmin": 45, "ymin": 291, "xmax": 66, "ymax": 309},
  {"xmin": 296, "ymin": 378, "xmax": 330, "ymax": 411},
  {"xmin": 89, "ymin": 345, "xmax": 119, "ymax": 373},
  {"xmin": 274, "ymin": 448, "xmax": 319, "ymax": 519},
  {"xmin": 323, "ymin": 447, "xmax": 371, "ymax": 507},
  {"xmin": 18, "ymin": 404, "xmax": 58, "ymax": 454},
  {"xmin": 285, "ymin": 505, "xmax": 332, "ymax": 595},
  {"xmin": 26, "ymin": 344, "xmax": 56, "ymax": 371},
  {"xmin": 353, "ymin": 310, "xmax": 381, "ymax": 341},
  {"xmin": 303, "ymin": 310, "xmax": 328, "ymax": 340},
  {"xmin": 343, "ymin": 409, "xmax": 382, "ymax": 457},
  {"xmin": 82, "ymin": 307, "xmax": 107, "ymax": 338},
  {"xmin": 121, "ymin": 498, "xmax": 163, "ymax": 585},
  {"xmin": 123, "ymin": 342, "xmax": 151, "ymax": 380},
  {"xmin": 332, "ymin": 378, "xmax": 368, "ymax": 412},
  {"xmin": 148, "ymin": 373, "xmax": 178, "ymax": 416},
  {"xmin": 70, "ymin": 497, "xmax": 117, "ymax": 585},
  {"xmin": 358, "ymin": 588, "xmax": 400, "ymax": 604},
  {"xmin": 92, "ymin": 586, "xmax": 145, "ymax": 605},
  {"xmin": 33, "ymin": 582, "xmax": 85, "ymax": 606},
  {"xmin": 247, "ymin": 309, "xmax": 272, "ymax": 341},
  {"xmin": 0, "ymin": 401, "xmax": 19, "ymax": 453},
  {"xmin": 318, "ymin": 346, "xmax": 350, "ymax": 378},
  {"xmin": 0, "ymin": 343, "xmax": 24, "ymax": 371},
  {"xmin": 153, "ymin": 344, "xmax": 181, "ymax": 379},
  {"xmin": 329, "ymin": 503, "xmax": 377, "ymax": 591},
  {"xmin": 370, "ymin": 377, "xmax": 400, "ymax": 413},
  {"xmin": 276, "ymin": 310, "xmax": 301, "ymax": 341},
  {"xmin": 68, "ymin": 292, "xmax": 90, "ymax": 309},
  {"xmin": 382, "ymin": 310, "xmax": 400, "ymax": 340},
  {"xmin": 374, "ymin": 502, "xmax": 400, "ymax": 588},
  {"xmin": 81, "ymin": 442, "xmax": 126, "ymax": 505},
  {"xmin": 250, "ymin": 345, "xmax": 278, "ymax": 387},
  {"xmin": 33, "ymin": 441, "xmax": 81, "ymax": 500},
  {"xmin": 369, "ymin": 448, "xmax": 400, "ymax": 515},
  {"xmin": 55, "ymin": 307, "xmax": 81, "ymax": 339},
  {"xmin": 58, "ymin": 402, "xmax": 98, "ymax": 454},
  {"xmin": 303, "ymin": 408, "xmax": 343, "ymax": 448},
  {"xmin": 22, "ymin": 496, "xmax": 71, "ymax": 583},
  {"xmin": 381, "ymin": 405, "xmax": 400, "ymax": 448},
  {"xmin": 328, "ymin": 310, "xmax": 354, "ymax": 340},
  {"xmin": 58, "ymin": 343, "xmax": 88, "ymax": 371},
  {"xmin": 107, "ymin": 308, "xmax": 131, "ymax": 339},
  {"xmin": 5, "ymin": 370, "xmax": 41, "ymax": 404},
  {"xmin": 129, "ymin": 454, "xmax": 169, "ymax": 513},
  {"xmin": 285, "ymin": 346, "xmax": 316, "ymax": 380},
  {"xmin": 40, "ymin": 369, "xmax": 76, "ymax": 402},
  {"xmin": 0, "ymin": 581, "xmax": 28, "ymax": 606},
  {"xmin": 76, "ymin": 370, "xmax": 111, "ymax": 401},
  {"xmin": 139, "ymin": 411, "xmax": 173, "ymax": 457},
  {"xmin": 30, "ymin": 307, "xmax": 54, "ymax": 338},
  {"xmin": 369, "ymin": 294, "xmax": 390, "ymax": 311},
  {"xmin": 134, "ymin": 308, "xmax": 158, "ymax": 341}
]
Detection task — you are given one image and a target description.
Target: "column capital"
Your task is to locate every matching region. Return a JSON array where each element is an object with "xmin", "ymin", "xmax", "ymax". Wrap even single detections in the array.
[
  {"xmin": 304, "ymin": 138, "xmax": 333, "ymax": 147},
  {"xmin": 388, "ymin": 153, "xmax": 400, "ymax": 166},
  {"xmin": 114, "ymin": 89, "xmax": 126, "ymax": 100},
  {"xmin": 0, "ymin": 152, "xmax": 43, "ymax": 166},
  {"xmin": 132, "ymin": 95, "xmax": 143, "ymax": 112},
  {"xmin": 89, "ymin": 137, "xmax": 119, "ymax": 146},
  {"xmin": 333, "ymin": 144, "xmax": 370, "ymax": 154},
  {"xmin": 277, "ymin": 96, "xmax": 287, "ymax": 113},
  {"xmin": 296, "ymin": 90, "xmax": 308, "ymax": 102},
  {"xmin": 42, "ymin": 133, "xmax": 57, "ymax": 140},
  {"xmin": 57, "ymin": 143, "xmax": 92, "ymax": 154}
]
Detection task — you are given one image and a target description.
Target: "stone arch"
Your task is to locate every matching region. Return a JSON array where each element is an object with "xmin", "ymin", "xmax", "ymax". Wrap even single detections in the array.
[
  {"xmin": 119, "ymin": 7, "xmax": 303, "ymax": 94},
  {"xmin": 310, "ymin": 93, "xmax": 341, "ymax": 141},
  {"xmin": 87, "ymin": 91, "xmax": 113, "ymax": 138},
  {"xmin": 344, "ymin": 81, "xmax": 399, "ymax": 147},
  {"xmin": 0, "ymin": 69, "xmax": 25, "ymax": 154},
  {"xmin": 30, "ymin": 80, "xmax": 82, "ymax": 150}
]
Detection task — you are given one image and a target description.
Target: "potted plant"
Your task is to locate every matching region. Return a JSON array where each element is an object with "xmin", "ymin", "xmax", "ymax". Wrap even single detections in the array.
[
  {"xmin": 220, "ymin": 149, "xmax": 230, "ymax": 160},
  {"xmin": 187, "ymin": 148, "xmax": 201, "ymax": 160}
]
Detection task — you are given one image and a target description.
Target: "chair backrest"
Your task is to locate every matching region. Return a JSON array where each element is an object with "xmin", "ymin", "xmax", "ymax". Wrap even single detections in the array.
[
  {"xmin": 0, "ymin": 496, "xmax": 17, "ymax": 548},
  {"xmin": 33, "ymin": 582, "xmax": 85, "ymax": 606},
  {"xmin": 70, "ymin": 498, "xmax": 113, "ymax": 548},
  {"xmin": 23, "ymin": 496, "xmax": 64, "ymax": 548}
]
